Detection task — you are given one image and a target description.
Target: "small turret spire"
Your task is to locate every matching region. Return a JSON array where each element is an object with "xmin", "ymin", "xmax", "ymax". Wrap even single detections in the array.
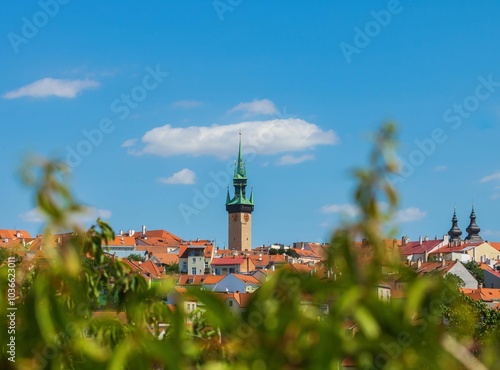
[
  {"xmin": 465, "ymin": 203, "xmax": 482, "ymax": 242},
  {"xmin": 448, "ymin": 207, "xmax": 462, "ymax": 243}
]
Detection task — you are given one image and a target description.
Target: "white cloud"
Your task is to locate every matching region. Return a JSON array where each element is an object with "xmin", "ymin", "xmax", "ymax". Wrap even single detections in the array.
[
  {"xmin": 433, "ymin": 165, "xmax": 448, "ymax": 172},
  {"xmin": 80, "ymin": 207, "xmax": 112, "ymax": 222},
  {"xmin": 172, "ymin": 100, "xmax": 204, "ymax": 109},
  {"xmin": 121, "ymin": 139, "xmax": 137, "ymax": 148},
  {"xmin": 3, "ymin": 78, "xmax": 99, "ymax": 99},
  {"xmin": 159, "ymin": 168, "xmax": 196, "ymax": 185},
  {"xmin": 20, "ymin": 208, "xmax": 44, "ymax": 223},
  {"xmin": 483, "ymin": 229, "xmax": 500, "ymax": 238},
  {"xmin": 481, "ymin": 172, "xmax": 500, "ymax": 183},
  {"xmin": 20, "ymin": 207, "xmax": 111, "ymax": 223},
  {"xmin": 228, "ymin": 98, "xmax": 278, "ymax": 117},
  {"xmin": 133, "ymin": 119, "xmax": 338, "ymax": 158},
  {"xmin": 394, "ymin": 207, "xmax": 426, "ymax": 223},
  {"xmin": 321, "ymin": 204, "xmax": 360, "ymax": 218},
  {"xmin": 277, "ymin": 154, "xmax": 315, "ymax": 166}
]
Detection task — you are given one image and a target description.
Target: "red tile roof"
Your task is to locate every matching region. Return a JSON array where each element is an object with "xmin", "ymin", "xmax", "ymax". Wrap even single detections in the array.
[
  {"xmin": 413, "ymin": 260, "xmax": 457, "ymax": 275},
  {"xmin": 0, "ymin": 229, "xmax": 31, "ymax": 240},
  {"xmin": 400, "ymin": 240, "xmax": 442, "ymax": 256},
  {"xmin": 488, "ymin": 242, "xmax": 500, "ymax": 251},
  {"xmin": 211, "ymin": 257, "xmax": 246, "ymax": 266},
  {"xmin": 133, "ymin": 229, "xmax": 183, "ymax": 244},
  {"xmin": 292, "ymin": 248, "xmax": 321, "ymax": 259},
  {"xmin": 104, "ymin": 236, "xmax": 136, "ymax": 247},
  {"xmin": 461, "ymin": 288, "xmax": 500, "ymax": 302},
  {"xmin": 152, "ymin": 253, "xmax": 179, "ymax": 265},
  {"xmin": 232, "ymin": 274, "xmax": 261, "ymax": 285}
]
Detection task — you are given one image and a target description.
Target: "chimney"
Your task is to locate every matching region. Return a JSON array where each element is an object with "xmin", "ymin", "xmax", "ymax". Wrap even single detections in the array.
[
  {"xmin": 417, "ymin": 259, "xmax": 422, "ymax": 269},
  {"xmin": 271, "ymin": 265, "xmax": 275, "ymax": 271},
  {"xmin": 119, "ymin": 230, "xmax": 123, "ymax": 236},
  {"xmin": 443, "ymin": 234, "xmax": 449, "ymax": 244},
  {"xmin": 424, "ymin": 236, "xmax": 429, "ymax": 242},
  {"xmin": 424, "ymin": 249, "xmax": 428, "ymax": 262},
  {"xmin": 441, "ymin": 259, "xmax": 446, "ymax": 267},
  {"xmin": 141, "ymin": 225, "xmax": 146, "ymax": 237},
  {"xmin": 418, "ymin": 236, "xmax": 423, "ymax": 245}
]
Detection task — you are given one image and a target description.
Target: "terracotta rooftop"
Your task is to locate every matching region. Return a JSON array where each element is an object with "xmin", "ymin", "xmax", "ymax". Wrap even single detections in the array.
[
  {"xmin": 400, "ymin": 240, "xmax": 443, "ymax": 256},
  {"xmin": 232, "ymin": 273, "xmax": 261, "ymax": 285},
  {"xmin": 211, "ymin": 257, "xmax": 246, "ymax": 266},
  {"xmin": 461, "ymin": 288, "xmax": 500, "ymax": 302}
]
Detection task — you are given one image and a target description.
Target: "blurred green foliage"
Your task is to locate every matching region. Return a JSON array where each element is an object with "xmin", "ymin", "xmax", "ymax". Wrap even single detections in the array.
[{"xmin": 1, "ymin": 124, "xmax": 500, "ymax": 369}]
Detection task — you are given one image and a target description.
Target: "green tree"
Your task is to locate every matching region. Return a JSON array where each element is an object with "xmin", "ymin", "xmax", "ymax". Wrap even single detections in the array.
[
  {"xmin": 464, "ymin": 261, "xmax": 485, "ymax": 284},
  {"xmin": 127, "ymin": 253, "xmax": 145, "ymax": 262},
  {"xmin": 2, "ymin": 125, "xmax": 499, "ymax": 369},
  {"xmin": 163, "ymin": 262, "xmax": 179, "ymax": 274}
]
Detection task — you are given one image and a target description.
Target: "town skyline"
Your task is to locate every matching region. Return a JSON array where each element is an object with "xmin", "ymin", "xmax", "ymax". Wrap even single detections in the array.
[{"xmin": 2, "ymin": 2, "xmax": 500, "ymax": 248}]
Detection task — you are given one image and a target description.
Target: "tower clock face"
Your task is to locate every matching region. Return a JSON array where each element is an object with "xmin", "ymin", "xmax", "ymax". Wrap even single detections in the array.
[
  {"xmin": 231, "ymin": 214, "xmax": 238, "ymax": 222},
  {"xmin": 243, "ymin": 213, "xmax": 250, "ymax": 222}
]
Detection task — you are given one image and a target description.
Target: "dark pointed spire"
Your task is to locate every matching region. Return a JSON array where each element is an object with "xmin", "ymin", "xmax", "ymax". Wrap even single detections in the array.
[
  {"xmin": 448, "ymin": 207, "xmax": 462, "ymax": 243},
  {"xmin": 465, "ymin": 203, "xmax": 482, "ymax": 242}
]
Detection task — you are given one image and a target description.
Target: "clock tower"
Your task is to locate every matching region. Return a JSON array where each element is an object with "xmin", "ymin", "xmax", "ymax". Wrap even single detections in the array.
[{"xmin": 226, "ymin": 135, "xmax": 254, "ymax": 251}]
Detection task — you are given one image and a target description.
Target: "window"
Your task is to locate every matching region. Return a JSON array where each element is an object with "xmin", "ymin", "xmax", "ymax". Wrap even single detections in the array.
[
  {"xmin": 182, "ymin": 262, "xmax": 187, "ymax": 271},
  {"xmin": 228, "ymin": 300, "xmax": 233, "ymax": 307},
  {"xmin": 192, "ymin": 267, "xmax": 196, "ymax": 275},
  {"xmin": 192, "ymin": 257, "xmax": 196, "ymax": 263},
  {"xmin": 205, "ymin": 262, "xmax": 209, "ymax": 269}
]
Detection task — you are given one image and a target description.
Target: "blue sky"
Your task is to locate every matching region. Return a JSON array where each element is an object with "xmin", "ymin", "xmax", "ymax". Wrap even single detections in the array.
[{"xmin": 2, "ymin": 1, "xmax": 500, "ymax": 247}]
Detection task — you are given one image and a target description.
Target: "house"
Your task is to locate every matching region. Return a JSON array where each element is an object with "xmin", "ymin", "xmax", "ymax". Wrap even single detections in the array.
[
  {"xmin": 412, "ymin": 260, "xmax": 478, "ymax": 289},
  {"xmin": 252, "ymin": 269, "xmax": 277, "ymax": 283},
  {"xmin": 200, "ymin": 275, "xmax": 225, "ymax": 291},
  {"xmin": 400, "ymin": 236, "xmax": 448, "ymax": 262},
  {"xmin": 461, "ymin": 287, "xmax": 500, "ymax": 309},
  {"xmin": 484, "ymin": 269, "xmax": 500, "ymax": 289},
  {"xmin": 166, "ymin": 287, "xmax": 198, "ymax": 313},
  {"xmin": 101, "ymin": 235, "xmax": 137, "ymax": 258},
  {"xmin": 247, "ymin": 252, "xmax": 286, "ymax": 270},
  {"xmin": 0, "ymin": 229, "xmax": 31, "ymax": 245},
  {"xmin": 132, "ymin": 226, "xmax": 183, "ymax": 246},
  {"xmin": 214, "ymin": 292, "xmax": 254, "ymax": 314},
  {"xmin": 290, "ymin": 248, "xmax": 321, "ymax": 264},
  {"xmin": 293, "ymin": 242, "xmax": 330, "ymax": 261},
  {"xmin": 178, "ymin": 241, "xmax": 214, "ymax": 275},
  {"xmin": 213, "ymin": 273, "xmax": 261, "ymax": 293},
  {"xmin": 430, "ymin": 241, "xmax": 500, "ymax": 264},
  {"xmin": 210, "ymin": 256, "xmax": 255, "ymax": 275}
]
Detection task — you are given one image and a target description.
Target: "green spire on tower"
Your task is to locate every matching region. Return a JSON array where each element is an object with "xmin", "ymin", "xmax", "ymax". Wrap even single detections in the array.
[
  {"xmin": 234, "ymin": 133, "xmax": 246, "ymax": 180},
  {"xmin": 225, "ymin": 134, "xmax": 254, "ymax": 207}
]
